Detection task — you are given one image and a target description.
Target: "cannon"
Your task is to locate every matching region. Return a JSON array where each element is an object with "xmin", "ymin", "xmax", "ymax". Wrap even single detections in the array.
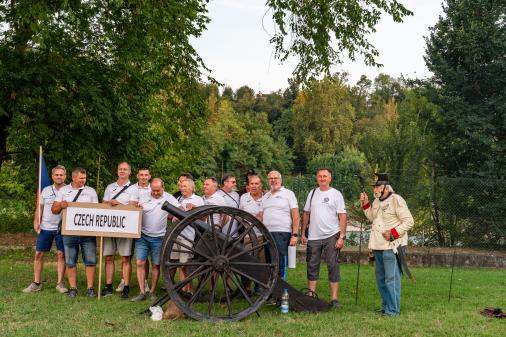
[{"xmin": 150, "ymin": 202, "xmax": 331, "ymax": 322}]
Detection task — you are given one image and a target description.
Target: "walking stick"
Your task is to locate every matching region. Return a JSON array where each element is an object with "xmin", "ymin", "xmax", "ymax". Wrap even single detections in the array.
[{"xmin": 354, "ymin": 174, "xmax": 365, "ymax": 304}]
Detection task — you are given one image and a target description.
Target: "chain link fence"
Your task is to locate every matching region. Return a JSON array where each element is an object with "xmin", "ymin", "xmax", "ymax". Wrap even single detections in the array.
[{"xmin": 285, "ymin": 171, "xmax": 506, "ymax": 302}]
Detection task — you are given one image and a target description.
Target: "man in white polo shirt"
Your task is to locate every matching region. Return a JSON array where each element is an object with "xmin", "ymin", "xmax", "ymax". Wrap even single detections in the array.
[
  {"xmin": 101, "ymin": 162, "xmax": 136, "ymax": 299},
  {"xmin": 239, "ymin": 174, "xmax": 265, "ymax": 294},
  {"xmin": 23, "ymin": 165, "xmax": 68, "ymax": 294},
  {"xmin": 130, "ymin": 167, "xmax": 152, "ymax": 204},
  {"xmin": 260, "ymin": 170, "xmax": 299, "ymax": 279},
  {"xmin": 203, "ymin": 177, "xmax": 228, "ymax": 229},
  {"xmin": 218, "ymin": 174, "xmax": 240, "ymax": 235},
  {"xmin": 172, "ymin": 178, "xmax": 204, "ymax": 293},
  {"xmin": 132, "ymin": 178, "xmax": 179, "ymax": 302},
  {"xmin": 301, "ymin": 168, "xmax": 347, "ymax": 308},
  {"xmin": 116, "ymin": 166, "xmax": 151, "ymax": 294},
  {"xmin": 51, "ymin": 167, "xmax": 99, "ymax": 298}
]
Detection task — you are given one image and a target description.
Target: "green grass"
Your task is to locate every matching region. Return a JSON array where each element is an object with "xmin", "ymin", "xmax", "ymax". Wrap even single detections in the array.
[{"xmin": 0, "ymin": 248, "xmax": 504, "ymax": 337}]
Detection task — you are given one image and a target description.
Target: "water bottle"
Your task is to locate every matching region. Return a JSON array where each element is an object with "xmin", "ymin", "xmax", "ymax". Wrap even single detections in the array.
[{"xmin": 280, "ymin": 288, "xmax": 289, "ymax": 314}]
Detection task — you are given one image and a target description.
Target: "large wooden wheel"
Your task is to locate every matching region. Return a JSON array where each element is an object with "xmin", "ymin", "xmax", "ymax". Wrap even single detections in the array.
[{"xmin": 160, "ymin": 205, "xmax": 279, "ymax": 321}]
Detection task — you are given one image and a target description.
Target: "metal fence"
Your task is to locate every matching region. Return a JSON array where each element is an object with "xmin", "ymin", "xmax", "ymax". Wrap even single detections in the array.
[{"xmin": 285, "ymin": 172, "xmax": 506, "ymax": 302}]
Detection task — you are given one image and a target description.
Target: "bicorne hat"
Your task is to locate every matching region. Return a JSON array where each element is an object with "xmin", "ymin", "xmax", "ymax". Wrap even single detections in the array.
[{"xmin": 373, "ymin": 173, "xmax": 390, "ymax": 186}]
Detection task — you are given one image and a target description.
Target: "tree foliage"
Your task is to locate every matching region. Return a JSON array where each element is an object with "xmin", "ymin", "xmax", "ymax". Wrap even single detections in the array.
[
  {"xmin": 0, "ymin": 0, "xmax": 209, "ymax": 185},
  {"xmin": 292, "ymin": 76, "xmax": 355, "ymax": 162},
  {"xmin": 197, "ymin": 99, "xmax": 293, "ymax": 178},
  {"xmin": 424, "ymin": 0, "xmax": 506, "ymax": 175},
  {"xmin": 267, "ymin": 0, "xmax": 413, "ymax": 82}
]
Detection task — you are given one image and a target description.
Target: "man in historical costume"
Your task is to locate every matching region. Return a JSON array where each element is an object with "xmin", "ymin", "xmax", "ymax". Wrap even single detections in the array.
[{"xmin": 360, "ymin": 173, "xmax": 414, "ymax": 316}]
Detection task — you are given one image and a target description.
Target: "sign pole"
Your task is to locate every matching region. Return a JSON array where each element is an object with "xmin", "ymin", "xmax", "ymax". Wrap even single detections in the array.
[
  {"xmin": 98, "ymin": 236, "xmax": 103, "ymax": 301},
  {"xmin": 96, "ymin": 155, "xmax": 102, "ymax": 301}
]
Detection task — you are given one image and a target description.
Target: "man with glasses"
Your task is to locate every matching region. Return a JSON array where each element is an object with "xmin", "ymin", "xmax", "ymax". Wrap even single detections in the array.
[{"xmin": 260, "ymin": 170, "xmax": 299, "ymax": 279}]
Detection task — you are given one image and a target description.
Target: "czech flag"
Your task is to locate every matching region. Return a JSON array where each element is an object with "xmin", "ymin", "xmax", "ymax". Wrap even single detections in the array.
[{"xmin": 36, "ymin": 146, "xmax": 51, "ymax": 224}]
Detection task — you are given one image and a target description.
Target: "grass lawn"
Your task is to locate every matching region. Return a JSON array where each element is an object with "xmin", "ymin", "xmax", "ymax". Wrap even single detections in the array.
[{"xmin": 0, "ymin": 247, "xmax": 504, "ymax": 337}]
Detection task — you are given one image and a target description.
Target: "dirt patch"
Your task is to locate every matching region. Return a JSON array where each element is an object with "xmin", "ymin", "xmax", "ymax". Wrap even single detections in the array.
[{"xmin": 0, "ymin": 233, "xmax": 36, "ymax": 248}]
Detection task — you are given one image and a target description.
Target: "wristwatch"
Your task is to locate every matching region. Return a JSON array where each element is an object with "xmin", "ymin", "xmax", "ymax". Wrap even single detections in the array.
[{"xmin": 292, "ymin": 233, "xmax": 298, "ymax": 237}]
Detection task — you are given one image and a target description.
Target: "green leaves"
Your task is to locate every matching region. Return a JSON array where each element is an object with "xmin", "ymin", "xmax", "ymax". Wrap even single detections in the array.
[{"xmin": 267, "ymin": 0, "xmax": 413, "ymax": 83}]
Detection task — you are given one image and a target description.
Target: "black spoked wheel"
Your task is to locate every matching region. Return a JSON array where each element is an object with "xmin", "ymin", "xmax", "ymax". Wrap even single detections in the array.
[{"xmin": 161, "ymin": 206, "xmax": 279, "ymax": 322}]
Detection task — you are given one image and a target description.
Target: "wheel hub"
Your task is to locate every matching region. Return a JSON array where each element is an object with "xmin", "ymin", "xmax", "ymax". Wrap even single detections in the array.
[{"xmin": 213, "ymin": 255, "xmax": 229, "ymax": 272}]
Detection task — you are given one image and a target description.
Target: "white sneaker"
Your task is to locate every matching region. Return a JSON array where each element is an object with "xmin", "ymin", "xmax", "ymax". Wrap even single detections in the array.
[
  {"xmin": 116, "ymin": 279, "xmax": 125, "ymax": 292},
  {"xmin": 22, "ymin": 282, "xmax": 42, "ymax": 293},
  {"xmin": 56, "ymin": 283, "xmax": 68, "ymax": 294}
]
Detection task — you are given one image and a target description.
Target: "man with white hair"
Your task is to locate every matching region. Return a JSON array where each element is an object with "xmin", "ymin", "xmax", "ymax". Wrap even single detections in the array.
[
  {"xmin": 360, "ymin": 173, "xmax": 414, "ymax": 316},
  {"xmin": 260, "ymin": 170, "xmax": 299, "ymax": 279},
  {"xmin": 172, "ymin": 178, "xmax": 204, "ymax": 293}
]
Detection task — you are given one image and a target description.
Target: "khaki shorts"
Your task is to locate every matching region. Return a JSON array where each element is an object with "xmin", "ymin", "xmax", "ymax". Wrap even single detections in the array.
[
  {"xmin": 243, "ymin": 234, "xmax": 265, "ymax": 262},
  {"xmin": 103, "ymin": 237, "xmax": 133, "ymax": 257},
  {"xmin": 170, "ymin": 237, "xmax": 193, "ymax": 263}
]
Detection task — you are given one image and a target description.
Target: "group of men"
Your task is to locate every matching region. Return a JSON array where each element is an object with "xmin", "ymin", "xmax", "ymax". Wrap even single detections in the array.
[{"xmin": 24, "ymin": 164, "xmax": 413, "ymax": 316}]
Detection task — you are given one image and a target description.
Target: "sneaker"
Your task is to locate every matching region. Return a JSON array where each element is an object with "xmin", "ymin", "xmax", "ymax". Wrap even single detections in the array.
[
  {"xmin": 101, "ymin": 287, "xmax": 113, "ymax": 297},
  {"xmin": 22, "ymin": 282, "xmax": 42, "ymax": 293},
  {"xmin": 68, "ymin": 288, "xmax": 78, "ymax": 298},
  {"xmin": 116, "ymin": 279, "xmax": 125, "ymax": 292},
  {"xmin": 330, "ymin": 299, "xmax": 342, "ymax": 309},
  {"xmin": 149, "ymin": 292, "xmax": 158, "ymax": 302},
  {"xmin": 121, "ymin": 287, "xmax": 130, "ymax": 299},
  {"xmin": 56, "ymin": 283, "xmax": 68, "ymax": 294},
  {"xmin": 86, "ymin": 287, "xmax": 97, "ymax": 297},
  {"xmin": 131, "ymin": 293, "xmax": 147, "ymax": 302}
]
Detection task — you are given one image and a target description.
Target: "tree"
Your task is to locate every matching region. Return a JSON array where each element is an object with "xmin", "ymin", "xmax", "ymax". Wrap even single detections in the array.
[
  {"xmin": 234, "ymin": 85, "xmax": 256, "ymax": 113},
  {"xmin": 197, "ymin": 98, "xmax": 293, "ymax": 178},
  {"xmin": 424, "ymin": 0, "xmax": 506, "ymax": 175},
  {"xmin": 267, "ymin": 0, "xmax": 413, "ymax": 82},
  {"xmin": 292, "ymin": 76, "xmax": 355, "ymax": 163},
  {"xmin": 0, "ymin": 0, "xmax": 209, "ymax": 184}
]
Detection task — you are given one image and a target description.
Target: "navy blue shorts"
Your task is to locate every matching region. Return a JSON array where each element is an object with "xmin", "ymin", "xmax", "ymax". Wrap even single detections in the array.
[{"xmin": 36, "ymin": 229, "xmax": 64, "ymax": 252}]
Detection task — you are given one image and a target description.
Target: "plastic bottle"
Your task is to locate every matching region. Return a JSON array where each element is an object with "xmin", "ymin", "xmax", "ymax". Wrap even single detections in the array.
[{"xmin": 280, "ymin": 288, "xmax": 289, "ymax": 314}]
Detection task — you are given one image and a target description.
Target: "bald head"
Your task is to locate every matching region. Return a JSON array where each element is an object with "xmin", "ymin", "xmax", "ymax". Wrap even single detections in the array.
[{"xmin": 150, "ymin": 178, "xmax": 165, "ymax": 199}]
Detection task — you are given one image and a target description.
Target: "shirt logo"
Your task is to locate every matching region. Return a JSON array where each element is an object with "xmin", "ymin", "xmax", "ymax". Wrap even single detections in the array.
[{"xmin": 323, "ymin": 197, "xmax": 329, "ymax": 203}]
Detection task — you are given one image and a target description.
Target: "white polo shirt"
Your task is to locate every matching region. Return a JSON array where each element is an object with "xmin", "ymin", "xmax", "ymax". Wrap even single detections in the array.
[
  {"xmin": 204, "ymin": 192, "xmax": 227, "ymax": 228},
  {"xmin": 130, "ymin": 183, "xmax": 151, "ymax": 203},
  {"xmin": 303, "ymin": 187, "xmax": 346, "ymax": 240},
  {"xmin": 140, "ymin": 192, "xmax": 179, "ymax": 237},
  {"xmin": 217, "ymin": 189, "xmax": 240, "ymax": 236},
  {"xmin": 217, "ymin": 189, "xmax": 240, "ymax": 208},
  {"xmin": 55, "ymin": 185, "xmax": 99, "ymax": 204},
  {"xmin": 40, "ymin": 184, "xmax": 65, "ymax": 231},
  {"xmin": 239, "ymin": 192, "xmax": 263, "ymax": 236},
  {"xmin": 262, "ymin": 187, "xmax": 298, "ymax": 233},
  {"xmin": 103, "ymin": 180, "xmax": 134, "ymax": 205},
  {"xmin": 177, "ymin": 193, "xmax": 204, "ymax": 241}
]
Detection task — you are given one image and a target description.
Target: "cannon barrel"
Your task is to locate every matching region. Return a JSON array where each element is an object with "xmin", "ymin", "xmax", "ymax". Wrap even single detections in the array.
[{"xmin": 162, "ymin": 201, "xmax": 227, "ymax": 238}]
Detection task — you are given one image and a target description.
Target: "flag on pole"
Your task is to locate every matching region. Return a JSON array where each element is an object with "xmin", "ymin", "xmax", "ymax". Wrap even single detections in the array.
[{"xmin": 36, "ymin": 146, "xmax": 51, "ymax": 225}]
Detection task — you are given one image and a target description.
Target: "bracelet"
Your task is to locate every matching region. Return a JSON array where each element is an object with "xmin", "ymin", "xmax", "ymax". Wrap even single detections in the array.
[{"xmin": 292, "ymin": 233, "xmax": 298, "ymax": 237}]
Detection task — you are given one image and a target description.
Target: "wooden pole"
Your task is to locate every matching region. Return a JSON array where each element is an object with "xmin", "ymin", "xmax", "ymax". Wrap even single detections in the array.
[
  {"xmin": 98, "ymin": 236, "xmax": 103, "ymax": 301},
  {"xmin": 96, "ymin": 155, "xmax": 102, "ymax": 301}
]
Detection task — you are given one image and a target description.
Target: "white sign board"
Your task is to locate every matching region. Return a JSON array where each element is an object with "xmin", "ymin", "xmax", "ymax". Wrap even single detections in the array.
[{"xmin": 62, "ymin": 202, "xmax": 142, "ymax": 238}]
